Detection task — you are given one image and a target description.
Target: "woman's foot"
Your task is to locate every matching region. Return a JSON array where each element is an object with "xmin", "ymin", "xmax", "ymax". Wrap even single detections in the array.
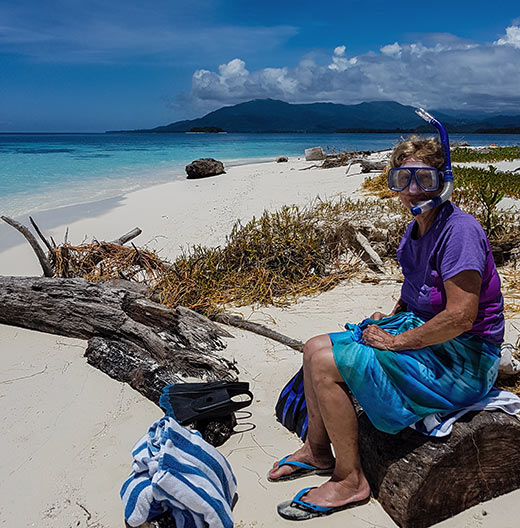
[
  {"xmin": 300, "ymin": 471, "xmax": 371, "ymax": 508},
  {"xmin": 268, "ymin": 445, "xmax": 335, "ymax": 481}
]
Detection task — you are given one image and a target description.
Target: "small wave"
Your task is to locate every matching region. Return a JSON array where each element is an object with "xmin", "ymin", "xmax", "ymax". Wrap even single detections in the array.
[
  {"xmin": 73, "ymin": 153, "xmax": 112, "ymax": 159},
  {"xmin": 15, "ymin": 148, "xmax": 76, "ymax": 154}
]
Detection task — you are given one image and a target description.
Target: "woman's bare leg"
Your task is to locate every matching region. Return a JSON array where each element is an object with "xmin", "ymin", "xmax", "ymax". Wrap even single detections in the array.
[
  {"xmin": 302, "ymin": 345, "xmax": 370, "ymax": 506},
  {"xmin": 270, "ymin": 337, "xmax": 370, "ymax": 506},
  {"xmin": 269, "ymin": 335, "xmax": 335, "ymax": 480}
]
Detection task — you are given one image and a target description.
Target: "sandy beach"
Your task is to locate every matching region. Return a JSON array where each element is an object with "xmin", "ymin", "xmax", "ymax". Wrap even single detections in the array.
[{"xmin": 1, "ymin": 157, "xmax": 519, "ymax": 528}]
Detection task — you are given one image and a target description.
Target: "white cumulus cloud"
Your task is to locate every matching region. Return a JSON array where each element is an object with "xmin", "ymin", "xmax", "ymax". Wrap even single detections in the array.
[
  {"xmin": 380, "ymin": 42, "xmax": 402, "ymax": 58},
  {"xmin": 495, "ymin": 24, "xmax": 520, "ymax": 48},
  {"xmin": 189, "ymin": 26, "xmax": 520, "ymax": 113},
  {"xmin": 328, "ymin": 45, "xmax": 357, "ymax": 71}
]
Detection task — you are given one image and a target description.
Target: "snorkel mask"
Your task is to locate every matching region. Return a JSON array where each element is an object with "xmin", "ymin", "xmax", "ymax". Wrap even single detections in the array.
[{"xmin": 388, "ymin": 108, "xmax": 453, "ymax": 217}]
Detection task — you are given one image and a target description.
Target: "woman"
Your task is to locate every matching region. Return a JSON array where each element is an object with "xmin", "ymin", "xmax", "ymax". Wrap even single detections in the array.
[{"xmin": 269, "ymin": 135, "xmax": 505, "ymax": 520}]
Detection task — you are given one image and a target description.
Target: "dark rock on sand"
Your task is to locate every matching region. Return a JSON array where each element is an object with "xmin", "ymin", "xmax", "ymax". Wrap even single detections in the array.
[
  {"xmin": 276, "ymin": 156, "xmax": 289, "ymax": 163},
  {"xmin": 185, "ymin": 158, "xmax": 225, "ymax": 179}
]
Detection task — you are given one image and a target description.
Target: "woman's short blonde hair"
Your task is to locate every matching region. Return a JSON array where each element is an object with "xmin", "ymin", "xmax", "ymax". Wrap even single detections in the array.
[{"xmin": 390, "ymin": 135, "xmax": 444, "ymax": 169}]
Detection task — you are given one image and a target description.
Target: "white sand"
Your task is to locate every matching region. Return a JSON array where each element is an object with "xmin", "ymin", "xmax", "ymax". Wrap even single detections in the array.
[{"xmin": 1, "ymin": 158, "xmax": 519, "ymax": 527}]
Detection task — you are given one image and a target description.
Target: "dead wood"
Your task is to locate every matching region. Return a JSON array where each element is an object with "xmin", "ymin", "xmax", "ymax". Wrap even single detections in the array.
[
  {"xmin": 342, "ymin": 158, "xmax": 387, "ymax": 175},
  {"xmin": 359, "ymin": 159, "xmax": 387, "ymax": 173},
  {"xmin": 1, "ymin": 216, "xmax": 54, "ymax": 277},
  {"xmin": 212, "ymin": 312, "xmax": 304, "ymax": 352},
  {"xmin": 354, "ymin": 231, "xmax": 384, "ymax": 273},
  {"xmin": 358, "ymin": 410, "xmax": 520, "ymax": 528},
  {"xmin": 29, "ymin": 216, "xmax": 55, "ymax": 252},
  {"xmin": 109, "ymin": 227, "xmax": 143, "ymax": 246},
  {"xmin": 0, "ymin": 276, "xmax": 238, "ymax": 403}
]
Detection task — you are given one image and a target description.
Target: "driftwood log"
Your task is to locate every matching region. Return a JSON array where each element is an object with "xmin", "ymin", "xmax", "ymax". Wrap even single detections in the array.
[
  {"xmin": 212, "ymin": 312, "xmax": 305, "ymax": 352},
  {"xmin": 359, "ymin": 159, "xmax": 388, "ymax": 173},
  {"xmin": 358, "ymin": 410, "xmax": 520, "ymax": 528},
  {"xmin": 0, "ymin": 276, "xmax": 237, "ymax": 404}
]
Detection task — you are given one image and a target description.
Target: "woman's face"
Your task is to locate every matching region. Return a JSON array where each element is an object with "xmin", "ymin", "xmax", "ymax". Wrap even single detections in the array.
[{"xmin": 398, "ymin": 157, "xmax": 442, "ymax": 213}]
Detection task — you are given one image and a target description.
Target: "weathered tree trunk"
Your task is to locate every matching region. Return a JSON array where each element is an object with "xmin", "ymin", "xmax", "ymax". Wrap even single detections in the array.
[
  {"xmin": 358, "ymin": 410, "xmax": 520, "ymax": 528},
  {"xmin": 0, "ymin": 276, "xmax": 238, "ymax": 404},
  {"xmin": 359, "ymin": 159, "xmax": 387, "ymax": 173}
]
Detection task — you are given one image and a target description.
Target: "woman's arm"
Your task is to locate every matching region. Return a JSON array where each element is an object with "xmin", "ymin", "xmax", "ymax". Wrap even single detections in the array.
[{"xmin": 362, "ymin": 270, "xmax": 481, "ymax": 351}]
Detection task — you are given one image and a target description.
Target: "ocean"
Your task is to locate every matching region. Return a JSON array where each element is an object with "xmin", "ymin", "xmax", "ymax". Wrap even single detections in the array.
[{"xmin": 1, "ymin": 132, "xmax": 519, "ymax": 218}]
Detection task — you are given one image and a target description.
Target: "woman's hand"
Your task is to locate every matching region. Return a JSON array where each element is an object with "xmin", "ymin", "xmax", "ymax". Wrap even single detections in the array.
[
  {"xmin": 369, "ymin": 311, "xmax": 388, "ymax": 321},
  {"xmin": 362, "ymin": 324, "xmax": 401, "ymax": 351}
]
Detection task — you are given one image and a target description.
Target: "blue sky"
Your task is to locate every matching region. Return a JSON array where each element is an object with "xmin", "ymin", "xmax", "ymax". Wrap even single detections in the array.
[{"xmin": 1, "ymin": 0, "xmax": 519, "ymax": 131}]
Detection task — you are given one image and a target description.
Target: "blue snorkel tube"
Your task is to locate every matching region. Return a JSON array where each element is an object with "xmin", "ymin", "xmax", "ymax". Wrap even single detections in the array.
[{"xmin": 410, "ymin": 108, "xmax": 454, "ymax": 216}]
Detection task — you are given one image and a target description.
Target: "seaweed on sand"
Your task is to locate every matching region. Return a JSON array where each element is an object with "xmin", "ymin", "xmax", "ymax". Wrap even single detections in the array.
[{"xmin": 53, "ymin": 242, "xmax": 168, "ymax": 283}]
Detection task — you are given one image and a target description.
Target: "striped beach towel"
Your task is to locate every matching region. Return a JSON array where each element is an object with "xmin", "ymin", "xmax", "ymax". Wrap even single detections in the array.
[{"xmin": 121, "ymin": 416, "xmax": 237, "ymax": 528}]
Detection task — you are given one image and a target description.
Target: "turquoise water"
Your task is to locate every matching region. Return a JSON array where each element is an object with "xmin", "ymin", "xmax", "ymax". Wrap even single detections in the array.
[{"xmin": 1, "ymin": 132, "xmax": 519, "ymax": 217}]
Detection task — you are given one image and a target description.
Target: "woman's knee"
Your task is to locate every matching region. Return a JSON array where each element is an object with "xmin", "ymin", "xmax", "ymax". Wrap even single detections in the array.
[
  {"xmin": 303, "ymin": 334, "xmax": 332, "ymax": 365},
  {"xmin": 304, "ymin": 343, "xmax": 341, "ymax": 384}
]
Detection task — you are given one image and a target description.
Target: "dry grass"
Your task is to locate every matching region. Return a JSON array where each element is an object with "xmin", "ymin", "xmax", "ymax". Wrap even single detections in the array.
[
  {"xmin": 155, "ymin": 202, "xmax": 367, "ymax": 315},
  {"xmin": 502, "ymin": 266, "xmax": 520, "ymax": 317},
  {"xmin": 53, "ymin": 242, "xmax": 168, "ymax": 284},
  {"xmin": 361, "ymin": 166, "xmax": 393, "ymax": 198},
  {"xmin": 48, "ymin": 197, "xmax": 410, "ymax": 316},
  {"xmin": 153, "ymin": 197, "xmax": 410, "ymax": 315}
]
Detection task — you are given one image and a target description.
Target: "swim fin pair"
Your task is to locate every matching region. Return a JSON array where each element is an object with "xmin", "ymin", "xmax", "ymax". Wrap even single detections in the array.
[{"xmin": 160, "ymin": 381, "xmax": 253, "ymax": 425}]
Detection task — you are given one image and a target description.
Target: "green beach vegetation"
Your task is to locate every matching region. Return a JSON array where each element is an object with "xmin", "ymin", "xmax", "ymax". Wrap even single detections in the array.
[{"xmin": 451, "ymin": 146, "xmax": 520, "ymax": 163}]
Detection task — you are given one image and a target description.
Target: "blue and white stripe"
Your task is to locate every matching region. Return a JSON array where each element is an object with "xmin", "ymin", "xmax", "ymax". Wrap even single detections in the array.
[
  {"xmin": 121, "ymin": 416, "xmax": 236, "ymax": 528},
  {"xmin": 410, "ymin": 388, "xmax": 520, "ymax": 437}
]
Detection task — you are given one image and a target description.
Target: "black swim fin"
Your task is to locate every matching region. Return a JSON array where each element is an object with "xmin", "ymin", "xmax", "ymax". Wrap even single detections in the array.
[{"xmin": 160, "ymin": 381, "xmax": 253, "ymax": 425}]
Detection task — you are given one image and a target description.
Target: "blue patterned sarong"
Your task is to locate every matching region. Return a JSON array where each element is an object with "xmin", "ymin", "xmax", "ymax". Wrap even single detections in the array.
[{"xmin": 330, "ymin": 312, "xmax": 501, "ymax": 434}]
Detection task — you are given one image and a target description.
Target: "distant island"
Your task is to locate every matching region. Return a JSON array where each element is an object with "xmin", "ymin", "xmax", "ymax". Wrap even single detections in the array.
[
  {"xmin": 188, "ymin": 126, "xmax": 226, "ymax": 133},
  {"xmin": 107, "ymin": 99, "xmax": 520, "ymax": 134}
]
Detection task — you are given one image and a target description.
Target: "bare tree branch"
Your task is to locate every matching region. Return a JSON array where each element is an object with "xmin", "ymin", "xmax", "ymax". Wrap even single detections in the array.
[
  {"xmin": 1, "ymin": 216, "xmax": 54, "ymax": 277},
  {"xmin": 29, "ymin": 216, "xmax": 55, "ymax": 252},
  {"xmin": 110, "ymin": 227, "xmax": 142, "ymax": 246},
  {"xmin": 212, "ymin": 312, "xmax": 304, "ymax": 352}
]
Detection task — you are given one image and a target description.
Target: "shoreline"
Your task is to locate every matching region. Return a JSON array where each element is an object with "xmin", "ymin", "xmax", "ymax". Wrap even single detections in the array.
[
  {"xmin": 3, "ymin": 150, "xmax": 519, "ymax": 256},
  {"xmin": 0, "ymin": 152, "xmax": 281, "ymax": 222},
  {"xmin": 0, "ymin": 155, "xmax": 288, "ymax": 256},
  {"xmin": 0, "ymin": 156, "xmax": 370, "ymax": 275}
]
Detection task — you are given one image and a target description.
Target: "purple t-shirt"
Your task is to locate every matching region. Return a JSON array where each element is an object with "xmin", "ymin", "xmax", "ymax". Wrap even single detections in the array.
[{"xmin": 397, "ymin": 201, "xmax": 504, "ymax": 344}]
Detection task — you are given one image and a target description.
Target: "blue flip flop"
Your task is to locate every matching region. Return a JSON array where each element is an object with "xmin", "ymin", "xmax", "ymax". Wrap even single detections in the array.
[
  {"xmin": 277, "ymin": 487, "xmax": 370, "ymax": 520},
  {"xmin": 267, "ymin": 456, "xmax": 334, "ymax": 482}
]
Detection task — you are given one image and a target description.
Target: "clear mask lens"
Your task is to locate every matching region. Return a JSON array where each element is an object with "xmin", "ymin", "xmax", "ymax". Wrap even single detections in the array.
[
  {"xmin": 415, "ymin": 168, "xmax": 438, "ymax": 190},
  {"xmin": 388, "ymin": 167, "xmax": 440, "ymax": 192}
]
